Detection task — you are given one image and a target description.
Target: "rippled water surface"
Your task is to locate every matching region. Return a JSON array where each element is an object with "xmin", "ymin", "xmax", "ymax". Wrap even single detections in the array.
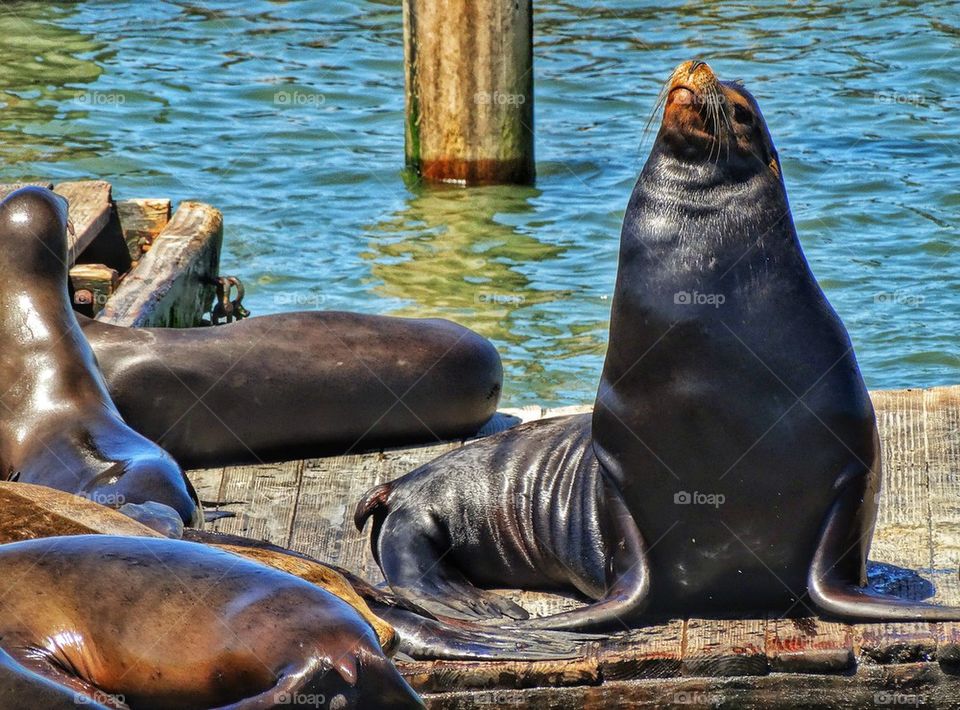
[{"xmin": 1, "ymin": 1, "xmax": 957, "ymax": 405}]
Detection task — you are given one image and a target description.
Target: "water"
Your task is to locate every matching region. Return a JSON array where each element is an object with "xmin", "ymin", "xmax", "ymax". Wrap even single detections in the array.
[{"xmin": 1, "ymin": 1, "xmax": 957, "ymax": 406}]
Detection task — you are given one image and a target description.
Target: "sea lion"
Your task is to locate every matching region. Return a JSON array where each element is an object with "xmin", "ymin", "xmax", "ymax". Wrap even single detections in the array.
[
  {"xmin": 356, "ymin": 61, "xmax": 960, "ymax": 630},
  {"xmin": 79, "ymin": 311, "xmax": 503, "ymax": 469},
  {"xmin": 0, "ymin": 481, "xmax": 589, "ymax": 662},
  {"xmin": 0, "ymin": 187, "xmax": 200, "ymax": 526},
  {"xmin": 0, "ymin": 535, "xmax": 423, "ymax": 709}
]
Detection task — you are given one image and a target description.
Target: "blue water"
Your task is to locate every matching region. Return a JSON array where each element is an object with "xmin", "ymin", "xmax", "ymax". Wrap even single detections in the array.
[{"xmin": 1, "ymin": 1, "xmax": 957, "ymax": 406}]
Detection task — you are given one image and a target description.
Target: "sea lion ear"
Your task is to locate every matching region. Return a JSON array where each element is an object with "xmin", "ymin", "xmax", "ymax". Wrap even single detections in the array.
[{"xmin": 768, "ymin": 149, "xmax": 781, "ymax": 177}]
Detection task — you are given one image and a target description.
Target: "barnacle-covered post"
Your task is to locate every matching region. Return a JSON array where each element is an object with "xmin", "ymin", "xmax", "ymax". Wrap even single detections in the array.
[{"xmin": 403, "ymin": 0, "xmax": 534, "ymax": 185}]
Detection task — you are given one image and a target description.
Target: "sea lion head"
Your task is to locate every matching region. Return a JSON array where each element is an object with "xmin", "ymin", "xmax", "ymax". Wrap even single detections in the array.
[
  {"xmin": 0, "ymin": 186, "xmax": 72, "ymax": 279},
  {"xmin": 656, "ymin": 60, "xmax": 782, "ymax": 182}
]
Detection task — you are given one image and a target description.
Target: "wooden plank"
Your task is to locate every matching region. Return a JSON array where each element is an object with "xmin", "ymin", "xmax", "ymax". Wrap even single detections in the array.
[
  {"xmin": 400, "ymin": 657, "xmax": 599, "ymax": 695},
  {"xmin": 923, "ymin": 386, "xmax": 960, "ymax": 667},
  {"xmin": 422, "ymin": 662, "xmax": 960, "ymax": 709},
  {"xmin": 858, "ymin": 622, "xmax": 938, "ymax": 664},
  {"xmin": 870, "ymin": 388, "xmax": 933, "ymax": 571},
  {"xmin": 96, "ymin": 201, "xmax": 222, "ymax": 327},
  {"xmin": 766, "ymin": 616, "xmax": 854, "ymax": 673},
  {"xmin": 69, "ymin": 263, "xmax": 119, "ymax": 317},
  {"xmin": 53, "ymin": 180, "xmax": 112, "ymax": 264},
  {"xmin": 185, "ymin": 467, "xmax": 226, "ymax": 508},
  {"xmin": 598, "ymin": 619, "xmax": 684, "ymax": 680},
  {"xmin": 116, "ymin": 197, "xmax": 171, "ymax": 262},
  {"xmin": 289, "ymin": 442, "xmax": 460, "ymax": 579},
  {"xmin": 202, "ymin": 460, "xmax": 303, "ymax": 546},
  {"xmin": 924, "ymin": 386, "xmax": 960, "ymax": 607},
  {"xmin": 681, "ymin": 618, "xmax": 768, "ymax": 677}
]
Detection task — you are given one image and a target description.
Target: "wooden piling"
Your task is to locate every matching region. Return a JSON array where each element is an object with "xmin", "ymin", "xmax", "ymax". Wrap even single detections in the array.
[{"xmin": 403, "ymin": 0, "xmax": 534, "ymax": 185}]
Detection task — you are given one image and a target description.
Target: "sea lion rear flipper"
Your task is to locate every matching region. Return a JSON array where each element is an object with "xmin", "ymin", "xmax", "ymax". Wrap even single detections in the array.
[
  {"xmin": 375, "ymin": 508, "xmax": 530, "ymax": 622},
  {"xmin": 809, "ymin": 474, "xmax": 960, "ymax": 620},
  {"xmin": 519, "ymin": 476, "xmax": 651, "ymax": 631}
]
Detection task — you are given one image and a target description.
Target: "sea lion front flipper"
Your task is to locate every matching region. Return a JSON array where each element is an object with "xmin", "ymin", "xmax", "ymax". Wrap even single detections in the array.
[
  {"xmin": 519, "ymin": 475, "xmax": 651, "ymax": 631},
  {"xmin": 0, "ymin": 647, "xmax": 121, "ymax": 709},
  {"xmin": 809, "ymin": 473, "xmax": 960, "ymax": 620}
]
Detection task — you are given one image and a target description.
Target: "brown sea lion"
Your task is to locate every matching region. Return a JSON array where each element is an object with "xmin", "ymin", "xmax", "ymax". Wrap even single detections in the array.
[
  {"xmin": 0, "ymin": 482, "xmax": 589, "ymax": 662},
  {"xmin": 79, "ymin": 311, "xmax": 503, "ymax": 469},
  {"xmin": 0, "ymin": 535, "xmax": 423, "ymax": 708},
  {"xmin": 0, "ymin": 186, "xmax": 200, "ymax": 526},
  {"xmin": 356, "ymin": 61, "xmax": 960, "ymax": 630}
]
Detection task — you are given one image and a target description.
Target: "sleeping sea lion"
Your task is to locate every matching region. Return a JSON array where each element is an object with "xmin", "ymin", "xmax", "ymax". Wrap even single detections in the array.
[
  {"xmin": 0, "ymin": 535, "xmax": 423, "ymax": 708},
  {"xmin": 78, "ymin": 312, "xmax": 502, "ymax": 469},
  {"xmin": 355, "ymin": 61, "xmax": 960, "ymax": 630}
]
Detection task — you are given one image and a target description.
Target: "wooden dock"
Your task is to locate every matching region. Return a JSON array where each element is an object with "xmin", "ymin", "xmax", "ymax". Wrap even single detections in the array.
[
  {"xmin": 0, "ymin": 180, "xmax": 222, "ymax": 328},
  {"xmin": 190, "ymin": 386, "xmax": 960, "ymax": 707}
]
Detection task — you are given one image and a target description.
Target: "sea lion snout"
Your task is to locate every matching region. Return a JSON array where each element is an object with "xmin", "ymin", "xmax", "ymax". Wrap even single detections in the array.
[{"xmin": 660, "ymin": 61, "xmax": 780, "ymax": 172}]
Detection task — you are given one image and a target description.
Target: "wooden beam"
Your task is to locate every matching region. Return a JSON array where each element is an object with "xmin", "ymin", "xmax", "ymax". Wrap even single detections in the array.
[
  {"xmin": 53, "ymin": 180, "xmax": 113, "ymax": 265},
  {"xmin": 766, "ymin": 617, "xmax": 854, "ymax": 673},
  {"xmin": 116, "ymin": 198, "xmax": 172, "ymax": 262},
  {"xmin": 422, "ymin": 662, "xmax": 960, "ymax": 708},
  {"xmin": 69, "ymin": 263, "xmax": 119, "ymax": 317},
  {"xmin": 682, "ymin": 618, "xmax": 769, "ymax": 677},
  {"xmin": 96, "ymin": 201, "xmax": 222, "ymax": 327},
  {"xmin": 403, "ymin": 0, "xmax": 534, "ymax": 185}
]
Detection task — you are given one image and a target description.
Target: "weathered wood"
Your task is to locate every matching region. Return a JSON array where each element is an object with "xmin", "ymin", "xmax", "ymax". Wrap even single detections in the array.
[
  {"xmin": 870, "ymin": 389, "xmax": 933, "ymax": 572},
  {"xmin": 69, "ymin": 263, "xmax": 119, "ymax": 317},
  {"xmin": 403, "ymin": 0, "xmax": 534, "ymax": 185},
  {"xmin": 682, "ymin": 618, "xmax": 769, "ymax": 677},
  {"xmin": 766, "ymin": 617, "xmax": 854, "ymax": 674},
  {"xmin": 597, "ymin": 619, "xmax": 685, "ymax": 680},
  {"xmin": 116, "ymin": 198, "xmax": 171, "ymax": 262},
  {"xmin": 96, "ymin": 201, "xmax": 222, "ymax": 327},
  {"xmin": 423, "ymin": 662, "xmax": 960, "ymax": 708},
  {"xmin": 203, "ymin": 460, "xmax": 303, "ymax": 546},
  {"xmin": 400, "ymin": 657, "xmax": 599, "ymax": 695},
  {"xmin": 53, "ymin": 180, "xmax": 112, "ymax": 264},
  {"xmin": 858, "ymin": 622, "xmax": 939, "ymax": 664}
]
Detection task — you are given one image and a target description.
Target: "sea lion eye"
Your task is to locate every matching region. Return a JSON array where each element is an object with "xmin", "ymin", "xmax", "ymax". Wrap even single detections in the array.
[{"xmin": 733, "ymin": 103, "xmax": 753, "ymax": 125}]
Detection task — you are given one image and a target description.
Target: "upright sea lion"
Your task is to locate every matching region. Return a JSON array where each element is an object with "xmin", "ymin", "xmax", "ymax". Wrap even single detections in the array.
[
  {"xmin": 0, "ymin": 187, "xmax": 200, "ymax": 526},
  {"xmin": 0, "ymin": 535, "xmax": 423, "ymax": 708},
  {"xmin": 79, "ymin": 312, "xmax": 503, "ymax": 469},
  {"xmin": 356, "ymin": 61, "xmax": 960, "ymax": 630}
]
